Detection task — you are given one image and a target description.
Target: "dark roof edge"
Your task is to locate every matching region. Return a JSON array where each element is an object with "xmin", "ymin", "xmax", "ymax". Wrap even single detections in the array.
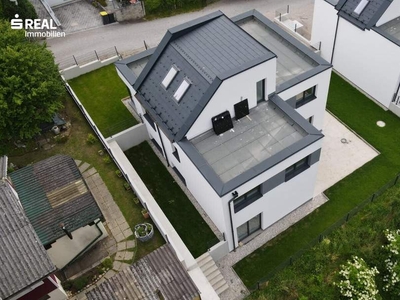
[
  {"xmin": 115, "ymin": 64, "xmax": 137, "ymax": 86},
  {"xmin": 175, "ymin": 77, "xmax": 223, "ymax": 141},
  {"xmin": 338, "ymin": 10, "xmax": 366, "ymax": 30},
  {"xmin": 133, "ymin": 11, "xmax": 223, "ymax": 91},
  {"xmin": 276, "ymin": 65, "xmax": 332, "ymax": 94},
  {"xmin": 179, "ymin": 96, "xmax": 323, "ymax": 197},
  {"xmin": 5, "ymin": 273, "xmax": 56, "ymax": 300},
  {"xmin": 372, "ymin": 26, "xmax": 400, "ymax": 47},
  {"xmin": 324, "ymin": 0, "xmax": 339, "ymax": 6},
  {"xmin": 335, "ymin": 0, "xmax": 347, "ymax": 11},
  {"xmin": 233, "ymin": 10, "xmax": 331, "ymax": 66}
]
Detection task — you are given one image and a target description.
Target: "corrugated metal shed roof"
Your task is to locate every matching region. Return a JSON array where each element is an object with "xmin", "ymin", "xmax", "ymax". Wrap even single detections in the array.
[
  {"xmin": 86, "ymin": 244, "xmax": 199, "ymax": 300},
  {"xmin": 0, "ymin": 181, "xmax": 55, "ymax": 300},
  {"xmin": 336, "ymin": 0, "xmax": 392, "ymax": 29},
  {"xmin": 9, "ymin": 155, "xmax": 103, "ymax": 246},
  {"xmin": 0, "ymin": 155, "xmax": 7, "ymax": 179}
]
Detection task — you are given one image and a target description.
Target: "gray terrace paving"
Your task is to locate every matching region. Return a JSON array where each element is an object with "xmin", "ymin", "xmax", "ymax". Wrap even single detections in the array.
[
  {"xmin": 191, "ymin": 100, "xmax": 306, "ymax": 183},
  {"xmin": 238, "ymin": 18, "xmax": 317, "ymax": 86},
  {"xmin": 378, "ymin": 16, "xmax": 400, "ymax": 42}
]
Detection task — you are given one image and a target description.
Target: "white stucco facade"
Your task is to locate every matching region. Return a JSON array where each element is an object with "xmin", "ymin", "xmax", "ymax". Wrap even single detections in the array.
[{"xmin": 312, "ymin": 0, "xmax": 400, "ymax": 113}]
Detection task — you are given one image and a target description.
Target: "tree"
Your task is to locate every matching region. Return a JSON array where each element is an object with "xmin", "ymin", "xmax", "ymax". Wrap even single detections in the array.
[
  {"xmin": 0, "ymin": 0, "xmax": 38, "ymax": 21},
  {"xmin": 0, "ymin": 20, "xmax": 64, "ymax": 140}
]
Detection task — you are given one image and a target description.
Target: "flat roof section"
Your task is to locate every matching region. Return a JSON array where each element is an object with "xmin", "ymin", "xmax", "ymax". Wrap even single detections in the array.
[
  {"xmin": 191, "ymin": 101, "xmax": 307, "ymax": 183},
  {"xmin": 238, "ymin": 18, "xmax": 318, "ymax": 87},
  {"xmin": 378, "ymin": 17, "xmax": 400, "ymax": 42}
]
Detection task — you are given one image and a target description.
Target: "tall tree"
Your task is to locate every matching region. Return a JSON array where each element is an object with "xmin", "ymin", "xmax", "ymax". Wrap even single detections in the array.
[
  {"xmin": 0, "ymin": 0, "xmax": 38, "ymax": 21},
  {"xmin": 0, "ymin": 20, "xmax": 64, "ymax": 140}
]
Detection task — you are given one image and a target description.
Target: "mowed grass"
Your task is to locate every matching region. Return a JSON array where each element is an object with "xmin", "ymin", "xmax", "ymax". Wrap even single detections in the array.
[
  {"xmin": 6, "ymin": 93, "xmax": 164, "ymax": 262},
  {"xmin": 68, "ymin": 64, "xmax": 137, "ymax": 137},
  {"xmin": 125, "ymin": 142, "xmax": 217, "ymax": 258},
  {"xmin": 234, "ymin": 72, "xmax": 400, "ymax": 288}
]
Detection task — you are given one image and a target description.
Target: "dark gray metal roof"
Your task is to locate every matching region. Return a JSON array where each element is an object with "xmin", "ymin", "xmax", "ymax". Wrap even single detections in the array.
[
  {"xmin": 0, "ymin": 155, "xmax": 7, "ymax": 179},
  {"xmin": 86, "ymin": 244, "xmax": 199, "ymax": 300},
  {"xmin": 336, "ymin": 0, "xmax": 392, "ymax": 29},
  {"xmin": 179, "ymin": 94, "xmax": 324, "ymax": 196},
  {"xmin": 9, "ymin": 155, "xmax": 104, "ymax": 246},
  {"xmin": 0, "ymin": 181, "xmax": 56, "ymax": 300}
]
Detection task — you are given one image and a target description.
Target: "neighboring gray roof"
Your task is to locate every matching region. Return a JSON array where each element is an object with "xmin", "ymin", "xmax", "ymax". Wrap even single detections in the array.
[
  {"xmin": 0, "ymin": 181, "xmax": 55, "ymax": 300},
  {"xmin": 191, "ymin": 100, "xmax": 307, "ymax": 184},
  {"xmin": 9, "ymin": 155, "xmax": 104, "ymax": 245},
  {"xmin": 0, "ymin": 155, "xmax": 7, "ymax": 179},
  {"xmin": 179, "ymin": 94, "xmax": 324, "ymax": 196},
  {"xmin": 375, "ymin": 16, "xmax": 400, "ymax": 45},
  {"xmin": 86, "ymin": 244, "xmax": 199, "ymax": 300},
  {"xmin": 336, "ymin": 0, "xmax": 392, "ymax": 29}
]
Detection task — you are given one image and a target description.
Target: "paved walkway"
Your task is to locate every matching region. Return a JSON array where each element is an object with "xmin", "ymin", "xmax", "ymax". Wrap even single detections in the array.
[
  {"xmin": 66, "ymin": 160, "xmax": 137, "ymax": 300},
  {"xmin": 47, "ymin": 0, "xmax": 314, "ymax": 60}
]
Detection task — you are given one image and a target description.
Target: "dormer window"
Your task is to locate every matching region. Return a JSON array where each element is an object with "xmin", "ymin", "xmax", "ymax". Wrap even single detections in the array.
[
  {"xmin": 174, "ymin": 79, "xmax": 191, "ymax": 102},
  {"xmin": 162, "ymin": 65, "xmax": 178, "ymax": 89},
  {"xmin": 354, "ymin": 0, "xmax": 368, "ymax": 15}
]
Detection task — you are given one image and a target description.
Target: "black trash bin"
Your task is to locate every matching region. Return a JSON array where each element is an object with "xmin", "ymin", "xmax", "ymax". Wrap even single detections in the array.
[
  {"xmin": 108, "ymin": 13, "xmax": 115, "ymax": 24},
  {"xmin": 100, "ymin": 11, "xmax": 109, "ymax": 25}
]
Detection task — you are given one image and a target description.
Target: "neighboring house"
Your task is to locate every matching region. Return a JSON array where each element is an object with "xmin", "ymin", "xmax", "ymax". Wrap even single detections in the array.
[
  {"xmin": 115, "ymin": 10, "xmax": 332, "ymax": 251},
  {"xmin": 86, "ymin": 244, "xmax": 200, "ymax": 300},
  {"xmin": 311, "ymin": 0, "xmax": 400, "ymax": 115},
  {"xmin": 9, "ymin": 155, "xmax": 107, "ymax": 269},
  {"xmin": 0, "ymin": 156, "xmax": 67, "ymax": 300}
]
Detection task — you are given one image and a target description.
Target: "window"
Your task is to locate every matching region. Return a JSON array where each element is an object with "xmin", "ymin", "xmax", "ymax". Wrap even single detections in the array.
[
  {"xmin": 256, "ymin": 79, "xmax": 265, "ymax": 102},
  {"xmin": 174, "ymin": 79, "xmax": 190, "ymax": 101},
  {"xmin": 237, "ymin": 214, "xmax": 261, "ymax": 242},
  {"xmin": 295, "ymin": 86, "xmax": 316, "ymax": 108},
  {"xmin": 234, "ymin": 186, "xmax": 262, "ymax": 213},
  {"xmin": 172, "ymin": 144, "xmax": 180, "ymax": 162},
  {"xmin": 354, "ymin": 0, "xmax": 368, "ymax": 15},
  {"xmin": 308, "ymin": 116, "xmax": 314, "ymax": 124},
  {"xmin": 285, "ymin": 156, "xmax": 310, "ymax": 181},
  {"xmin": 143, "ymin": 112, "xmax": 156, "ymax": 131},
  {"xmin": 162, "ymin": 65, "xmax": 178, "ymax": 88}
]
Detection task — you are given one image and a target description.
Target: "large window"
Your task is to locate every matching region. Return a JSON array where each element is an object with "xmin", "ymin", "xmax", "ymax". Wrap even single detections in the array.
[
  {"xmin": 237, "ymin": 214, "xmax": 261, "ymax": 242},
  {"xmin": 234, "ymin": 186, "xmax": 262, "ymax": 213},
  {"xmin": 256, "ymin": 79, "xmax": 265, "ymax": 102},
  {"xmin": 162, "ymin": 65, "xmax": 178, "ymax": 89},
  {"xmin": 295, "ymin": 86, "xmax": 316, "ymax": 108},
  {"xmin": 285, "ymin": 156, "xmax": 310, "ymax": 181}
]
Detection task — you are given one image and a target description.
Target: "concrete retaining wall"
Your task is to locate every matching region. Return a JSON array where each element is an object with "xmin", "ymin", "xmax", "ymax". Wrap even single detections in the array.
[
  {"xmin": 61, "ymin": 56, "xmax": 119, "ymax": 80},
  {"xmin": 208, "ymin": 241, "xmax": 229, "ymax": 262},
  {"xmin": 113, "ymin": 2, "xmax": 145, "ymax": 22},
  {"xmin": 106, "ymin": 123, "xmax": 148, "ymax": 151}
]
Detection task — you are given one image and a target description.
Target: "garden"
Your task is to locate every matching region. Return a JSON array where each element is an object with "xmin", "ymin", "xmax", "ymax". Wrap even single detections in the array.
[{"xmin": 234, "ymin": 72, "xmax": 400, "ymax": 293}]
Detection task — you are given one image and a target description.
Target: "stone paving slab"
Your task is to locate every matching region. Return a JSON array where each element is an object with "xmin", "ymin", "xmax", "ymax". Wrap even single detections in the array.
[
  {"xmin": 104, "ymin": 270, "xmax": 116, "ymax": 279},
  {"xmin": 119, "ymin": 262, "xmax": 130, "ymax": 271},
  {"xmin": 113, "ymin": 261, "xmax": 121, "ymax": 271},
  {"xmin": 115, "ymin": 251, "xmax": 127, "ymax": 261},
  {"xmin": 79, "ymin": 162, "xmax": 90, "ymax": 173},
  {"xmin": 117, "ymin": 242, "xmax": 127, "ymax": 251},
  {"xmin": 122, "ymin": 228, "xmax": 133, "ymax": 239},
  {"xmin": 75, "ymin": 159, "xmax": 82, "ymax": 166},
  {"xmin": 124, "ymin": 251, "xmax": 133, "ymax": 260},
  {"xmin": 83, "ymin": 167, "xmax": 97, "ymax": 179},
  {"xmin": 126, "ymin": 240, "xmax": 136, "ymax": 249},
  {"xmin": 119, "ymin": 221, "xmax": 130, "ymax": 232},
  {"xmin": 114, "ymin": 232, "xmax": 125, "ymax": 243}
]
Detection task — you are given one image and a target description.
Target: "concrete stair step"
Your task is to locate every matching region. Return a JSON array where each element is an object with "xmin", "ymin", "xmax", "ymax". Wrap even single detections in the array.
[
  {"xmin": 210, "ymin": 273, "xmax": 224, "ymax": 287},
  {"xmin": 215, "ymin": 282, "xmax": 229, "ymax": 295},
  {"xmin": 196, "ymin": 253, "xmax": 212, "ymax": 268},
  {"xmin": 206, "ymin": 268, "xmax": 221, "ymax": 282},
  {"xmin": 202, "ymin": 261, "xmax": 218, "ymax": 276}
]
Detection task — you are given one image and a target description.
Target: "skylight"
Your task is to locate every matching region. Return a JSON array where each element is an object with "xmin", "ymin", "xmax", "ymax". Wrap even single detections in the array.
[
  {"xmin": 162, "ymin": 65, "xmax": 178, "ymax": 88},
  {"xmin": 354, "ymin": 0, "xmax": 368, "ymax": 15},
  {"xmin": 174, "ymin": 79, "xmax": 190, "ymax": 102}
]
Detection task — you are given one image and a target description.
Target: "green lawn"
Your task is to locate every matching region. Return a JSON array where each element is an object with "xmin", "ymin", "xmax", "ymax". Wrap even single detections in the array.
[
  {"xmin": 125, "ymin": 142, "xmax": 217, "ymax": 258},
  {"xmin": 5, "ymin": 93, "xmax": 164, "ymax": 263},
  {"xmin": 68, "ymin": 64, "xmax": 137, "ymax": 137},
  {"xmin": 234, "ymin": 72, "xmax": 400, "ymax": 288}
]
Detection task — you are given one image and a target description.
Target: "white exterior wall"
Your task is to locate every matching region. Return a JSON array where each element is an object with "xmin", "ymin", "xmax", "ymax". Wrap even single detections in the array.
[
  {"xmin": 220, "ymin": 139, "xmax": 322, "ymax": 250},
  {"xmin": 186, "ymin": 59, "xmax": 277, "ymax": 139},
  {"xmin": 333, "ymin": 18, "xmax": 400, "ymax": 108},
  {"xmin": 376, "ymin": 0, "xmax": 400, "ymax": 26},
  {"xmin": 277, "ymin": 69, "xmax": 332, "ymax": 130},
  {"xmin": 311, "ymin": 0, "xmax": 338, "ymax": 62}
]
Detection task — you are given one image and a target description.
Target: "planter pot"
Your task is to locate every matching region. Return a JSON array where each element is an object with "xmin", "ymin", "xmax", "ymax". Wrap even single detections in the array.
[
  {"xmin": 134, "ymin": 223, "xmax": 154, "ymax": 242},
  {"xmin": 141, "ymin": 209, "xmax": 149, "ymax": 219}
]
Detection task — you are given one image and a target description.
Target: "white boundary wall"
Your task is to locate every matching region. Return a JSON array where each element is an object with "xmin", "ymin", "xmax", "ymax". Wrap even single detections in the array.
[
  {"xmin": 61, "ymin": 56, "xmax": 119, "ymax": 80},
  {"xmin": 106, "ymin": 124, "xmax": 148, "ymax": 151}
]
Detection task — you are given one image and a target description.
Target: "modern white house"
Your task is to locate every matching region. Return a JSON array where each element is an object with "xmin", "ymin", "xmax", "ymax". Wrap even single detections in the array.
[
  {"xmin": 0, "ymin": 156, "xmax": 68, "ymax": 300},
  {"xmin": 116, "ymin": 10, "xmax": 332, "ymax": 252},
  {"xmin": 312, "ymin": 0, "xmax": 400, "ymax": 115}
]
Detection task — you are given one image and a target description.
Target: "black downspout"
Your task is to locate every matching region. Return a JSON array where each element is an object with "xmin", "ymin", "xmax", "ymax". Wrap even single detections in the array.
[
  {"xmin": 156, "ymin": 124, "xmax": 170, "ymax": 167},
  {"xmin": 330, "ymin": 15, "xmax": 340, "ymax": 64},
  {"xmin": 393, "ymin": 80, "xmax": 400, "ymax": 103},
  {"xmin": 228, "ymin": 193, "xmax": 239, "ymax": 252}
]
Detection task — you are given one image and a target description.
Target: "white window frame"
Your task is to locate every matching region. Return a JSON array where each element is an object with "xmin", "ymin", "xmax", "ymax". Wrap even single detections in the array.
[
  {"xmin": 162, "ymin": 65, "xmax": 178, "ymax": 89},
  {"xmin": 174, "ymin": 79, "xmax": 190, "ymax": 102}
]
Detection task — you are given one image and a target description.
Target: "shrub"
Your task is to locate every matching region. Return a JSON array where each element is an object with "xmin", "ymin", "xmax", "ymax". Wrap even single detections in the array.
[
  {"xmin": 101, "ymin": 258, "xmax": 113, "ymax": 270},
  {"xmin": 382, "ymin": 229, "xmax": 400, "ymax": 296},
  {"xmin": 103, "ymin": 155, "xmax": 111, "ymax": 164},
  {"xmin": 72, "ymin": 276, "xmax": 89, "ymax": 291},
  {"xmin": 335, "ymin": 256, "xmax": 380, "ymax": 299},
  {"xmin": 86, "ymin": 133, "xmax": 97, "ymax": 145}
]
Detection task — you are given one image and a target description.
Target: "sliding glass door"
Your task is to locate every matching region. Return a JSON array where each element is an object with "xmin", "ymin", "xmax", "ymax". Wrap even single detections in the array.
[{"xmin": 237, "ymin": 214, "xmax": 261, "ymax": 242}]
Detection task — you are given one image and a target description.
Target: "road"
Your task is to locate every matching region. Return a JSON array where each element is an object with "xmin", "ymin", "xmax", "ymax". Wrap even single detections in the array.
[{"xmin": 47, "ymin": 0, "xmax": 314, "ymax": 61}]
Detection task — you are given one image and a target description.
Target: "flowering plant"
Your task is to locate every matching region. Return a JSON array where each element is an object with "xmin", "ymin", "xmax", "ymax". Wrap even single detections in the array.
[
  {"xmin": 335, "ymin": 256, "xmax": 379, "ymax": 299},
  {"xmin": 382, "ymin": 229, "xmax": 400, "ymax": 295}
]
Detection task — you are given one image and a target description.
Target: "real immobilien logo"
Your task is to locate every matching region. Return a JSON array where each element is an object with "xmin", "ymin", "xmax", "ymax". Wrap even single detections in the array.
[{"xmin": 11, "ymin": 14, "xmax": 66, "ymax": 38}]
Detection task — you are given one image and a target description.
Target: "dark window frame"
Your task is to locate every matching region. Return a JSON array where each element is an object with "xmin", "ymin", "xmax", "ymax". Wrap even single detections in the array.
[
  {"xmin": 237, "ymin": 214, "xmax": 261, "ymax": 242},
  {"xmin": 295, "ymin": 86, "xmax": 316, "ymax": 108},
  {"xmin": 143, "ymin": 113, "xmax": 156, "ymax": 131},
  {"xmin": 172, "ymin": 145, "xmax": 180, "ymax": 162},
  {"xmin": 256, "ymin": 79, "xmax": 265, "ymax": 102},
  {"xmin": 234, "ymin": 186, "xmax": 262, "ymax": 213},
  {"xmin": 285, "ymin": 156, "xmax": 310, "ymax": 181}
]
